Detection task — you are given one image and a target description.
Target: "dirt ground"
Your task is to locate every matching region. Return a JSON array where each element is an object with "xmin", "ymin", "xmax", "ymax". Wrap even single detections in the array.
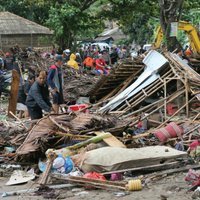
[{"xmin": 0, "ymin": 172, "xmax": 194, "ymax": 200}]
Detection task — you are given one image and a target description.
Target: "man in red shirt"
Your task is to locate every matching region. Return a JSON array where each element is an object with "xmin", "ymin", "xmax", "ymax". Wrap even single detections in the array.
[{"xmin": 95, "ymin": 54, "xmax": 108, "ymax": 75}]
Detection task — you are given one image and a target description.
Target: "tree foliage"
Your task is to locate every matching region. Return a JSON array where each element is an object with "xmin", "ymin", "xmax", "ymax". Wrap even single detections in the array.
[
  {"xmin": 46, "ymin": 1, "xmax": 103, "ymax": 48},
  {"xmin": 0, "ymin": 0, "xmax": 199, "ymax": 48}
]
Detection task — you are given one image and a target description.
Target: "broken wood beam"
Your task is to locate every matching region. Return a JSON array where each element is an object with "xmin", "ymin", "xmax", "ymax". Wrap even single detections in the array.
[
  {"xmin": 121, "ymin": 89, "xmax": 184, "ymax": 119},
  {"xmin": 51, "ymin": 174, "xmax": 126, "ymax": 191},
  {"xmin": 9, "ymin": 111, "xmax": 28, "ymax": 130},
  {"xmin": 8, "ymin": 70, "xmax": 20, "ymax": 117},
  {"xmin": 38, "ymin": 152, "xmax": 57, "ymax": 186},
  {"xmin": 51, "ymin": 174, "xmax": 142, "ymax": 191},
  {"xmin": 49, "ymin": 116, "xmax": 69, "ymax": 132},
  {"xmin": 94, "ymin": 131, "xmax": 126, "ymax": 148}
]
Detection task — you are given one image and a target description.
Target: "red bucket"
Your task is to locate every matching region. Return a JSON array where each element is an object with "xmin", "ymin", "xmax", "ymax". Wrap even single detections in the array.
[{"xmin": 154, "ymin": 122, "xmax": 183, "ymax": 143}]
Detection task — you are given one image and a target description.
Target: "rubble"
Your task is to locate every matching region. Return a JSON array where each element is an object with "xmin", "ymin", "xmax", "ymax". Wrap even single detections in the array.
[
  {"xmin": 11, "ymin": 113, "xmax": 129, "ymax": 160},
  {"xmin": 1, "ymin": 49, "xmax": 200, "ymax": 199}
]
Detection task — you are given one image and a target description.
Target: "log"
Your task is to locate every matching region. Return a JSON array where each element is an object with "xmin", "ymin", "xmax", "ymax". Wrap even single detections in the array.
[{"xmin": 8, "ymin": 70, "xmax": 20, "ymax": 117}]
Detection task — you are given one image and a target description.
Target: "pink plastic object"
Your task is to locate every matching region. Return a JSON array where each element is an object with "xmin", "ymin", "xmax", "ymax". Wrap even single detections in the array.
[
  {"xmin": 83, "ymin": 172, "xmax": 106, "ymax": 189},
  {"xmin": 185, "ymin": 169, "xmax": 200, "ymax": 184},
  {"xmin": 153, "ymin": 122, "xmax": 183, "ymax": 143},
  {"xmin": 110, "ymin": 173, "xmax": 123, "ymax": 181}
]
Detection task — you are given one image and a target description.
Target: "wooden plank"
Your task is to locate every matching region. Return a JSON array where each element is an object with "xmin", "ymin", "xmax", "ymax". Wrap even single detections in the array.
[
  {"xmin": 94, "ymin": 131, "xmax": 126, "ymax": 148},
  {"xmin": 51, "ymin": 174, "xmax": 126, "ymax": 191},
  {"xmin": 8, "ymin": 70, "xmax": 20, "ymax": 118}
]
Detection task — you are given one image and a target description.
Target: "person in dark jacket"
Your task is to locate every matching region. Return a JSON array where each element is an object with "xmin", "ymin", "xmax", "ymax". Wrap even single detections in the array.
[
  {"xmin": 17, "ymin": 74, "xmax": 35, "ymax": 118},
  {"xmin": 47, "ymin": 54, "xmax": 63, "ymax": 114},
  {"xmin": 26, "ymin": 71, "xmax": 51, "ymax": 120},
  {"xmin": 4, "ymin": 52, "xmax": 14, "ymax": 71},
  {"xmin": 18, "ymin": 74, "xmax": 35, "ymax": 104}
]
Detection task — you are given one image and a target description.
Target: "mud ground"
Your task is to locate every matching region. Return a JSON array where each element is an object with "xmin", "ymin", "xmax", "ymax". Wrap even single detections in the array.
[{"xmin": 0, "ymin": 172, "xmax": 194, "ymax": 200}]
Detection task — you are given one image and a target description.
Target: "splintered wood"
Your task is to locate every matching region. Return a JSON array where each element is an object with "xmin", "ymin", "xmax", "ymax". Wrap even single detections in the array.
[
  {"xmin": 13, "ymin": 113, "xmax": 129, "ymax": 159},
  {"xmin": 88, "ymin": 58, "xmax": 144, "ymax": 101},
  {"xmin": 8, "ymin": 70, "xmax": 20, "ymax": 117}
]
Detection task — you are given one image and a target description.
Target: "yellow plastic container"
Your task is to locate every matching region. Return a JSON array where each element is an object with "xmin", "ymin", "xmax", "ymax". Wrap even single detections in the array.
[{"xmin": 126, "ymin": 179, "xmax": 142, "ymax": 191}]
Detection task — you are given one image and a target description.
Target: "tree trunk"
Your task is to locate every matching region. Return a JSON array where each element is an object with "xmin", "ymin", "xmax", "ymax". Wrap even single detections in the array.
[{"xmin": 159, "ymin": 0, "xmax": 184, "ymax": 52}]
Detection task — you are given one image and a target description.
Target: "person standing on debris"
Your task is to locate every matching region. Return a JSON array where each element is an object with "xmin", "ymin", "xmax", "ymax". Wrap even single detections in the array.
[
  {"xmin": 26, "ymin": 71, "xmax": 51, "ymax": 120},
  {"xmin": 17, "ymin": 74, "xmax": 35, "ymax": 118},
  {"xmin": 47, "ymin": 55, "xmax": 64, "ymax": 114}
]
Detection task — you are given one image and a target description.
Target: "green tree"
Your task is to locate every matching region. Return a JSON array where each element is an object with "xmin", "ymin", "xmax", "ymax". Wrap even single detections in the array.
[
  {"xmin": 47, "ymin": 1, "xmax": 103, "ymax": 49},
  {"xmin": 99, "ymin": 0, "xmax": 159, "ymax": 45}
]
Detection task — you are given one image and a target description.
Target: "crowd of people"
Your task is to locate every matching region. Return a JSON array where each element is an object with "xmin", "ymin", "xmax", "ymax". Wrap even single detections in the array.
[
  {"xmin": 0, "ymin": 43, "xmax": 140, "ymax": 121},
  {"xmin": 50, "ymin": 44, "xmax": 130, "ymax": 75}
]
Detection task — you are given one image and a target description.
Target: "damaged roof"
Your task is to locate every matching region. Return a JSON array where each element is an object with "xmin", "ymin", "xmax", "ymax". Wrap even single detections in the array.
[{"xmin": 0, "ymin": 11, "xmax": 53, "ymax": 35}]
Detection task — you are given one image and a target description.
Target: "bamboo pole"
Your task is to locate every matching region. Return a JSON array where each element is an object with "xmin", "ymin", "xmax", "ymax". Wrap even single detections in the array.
[
  {"xmin": 128, "ymin": 89, "xmax": 185, "ymax": 127},
  {"xmin": 164, "ymin": 78, "xmax": 167, "ymax": 120},
  {"xmin": 117, "ymin": 69, "xmax": 174, "ymax": 114},
  {"xmin": 121, "ymin": 89, "xmax": 184, "ymax": 119},
  {"xmin": 9, "ymin": 111, "xmax": 28, "ymax": 130},
  {"xmin": 67, "ymin": 132, "xmax": 111, "ymax": 150},
  {"xmin": 184, "ymin": 75, "xmax": 189, "ymax": 118},
  {"xmin": 157, "ymin": 96, "xmax": 196, "ymax": 129},
  {"xmin": 51, "ymin": 174, "xmax": 126, "ymax": 191}
]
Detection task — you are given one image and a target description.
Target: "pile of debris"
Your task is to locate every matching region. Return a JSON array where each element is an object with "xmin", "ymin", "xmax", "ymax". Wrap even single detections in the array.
[
  {"xmin": 62, "ymin": 70, "xmax": 98, "ymax": 103},
  {"xmin": 1, "ymin": 49, "xmax": 200, "ymax": 199},
  {"xmin": 88, "ymin": 58, "xmax": 144, "ymax": 101}
]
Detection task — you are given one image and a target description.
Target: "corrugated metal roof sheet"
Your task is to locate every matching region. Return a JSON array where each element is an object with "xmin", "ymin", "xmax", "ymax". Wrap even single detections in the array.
[{"xmin": 0, "ymin": 12, "xmax": 53, "ymax": 35}]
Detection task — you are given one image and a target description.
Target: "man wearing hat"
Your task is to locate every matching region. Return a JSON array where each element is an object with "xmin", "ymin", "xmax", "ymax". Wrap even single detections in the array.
[{"xmin": 47, "ymin": 54, "xmax": 64, "ymax": 113}]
